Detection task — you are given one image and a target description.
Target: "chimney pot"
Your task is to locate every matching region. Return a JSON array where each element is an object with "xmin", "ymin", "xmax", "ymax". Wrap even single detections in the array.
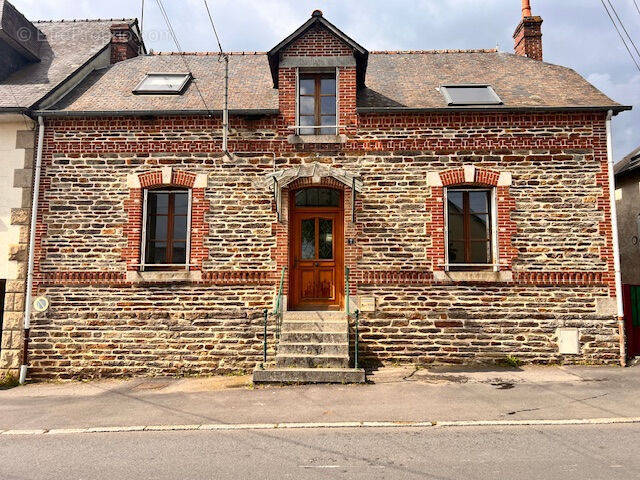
[{"xmin": 522, "ymin": 0, "xmax": 532, "ymax": 17}]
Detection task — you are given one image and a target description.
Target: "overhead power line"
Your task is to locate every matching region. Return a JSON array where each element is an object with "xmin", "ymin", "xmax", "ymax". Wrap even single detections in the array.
[
  {"xmin": 634, "ymin": 0, "xmax": 640, "ymax": 17},
  {"xmin": 201, "ymin": 0, "xmax": 229, "ymax": 153},
  {"xmin": 600, "ymin": 0, "xmax": 640, "ymax": 72},
  {"xmin": 606, "ymin": 0, "xmax": 640, "ymax": 61},
  {"xmin": 154, "ymin": 0, "xmax": 214, "ymax": 116},
  {"xmin": 203, "ymin": 0, "xmax": 224, "ymax": 55}
]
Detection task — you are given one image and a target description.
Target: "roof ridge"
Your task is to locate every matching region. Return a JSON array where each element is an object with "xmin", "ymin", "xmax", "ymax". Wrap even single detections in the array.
[
  {"xmin": 151, "ymin": 51, "xmax": 267, "ymax": 56},
  {"xmin": 32, "ymin": 18, "xmax": 135, "ymax": 24},
  {"xmin": 369, "ymin": 48, "xmax": 498, "ymax": 54}
]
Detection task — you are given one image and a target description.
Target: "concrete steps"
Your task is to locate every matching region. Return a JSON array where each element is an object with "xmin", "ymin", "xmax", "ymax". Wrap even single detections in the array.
[{"xmin": 253, "ymin": 310, "xmax": 365, "ymax": 384}]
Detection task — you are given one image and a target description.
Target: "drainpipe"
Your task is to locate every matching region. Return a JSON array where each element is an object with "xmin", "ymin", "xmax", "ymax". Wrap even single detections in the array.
[
  {"xmin": 222, "ymin": 53, "xmax": 229, "ymax": 155},
  {"xmin": 606, "ymin": 110, "xmax": 626, "ymax": 366},
  {"xmin": 19, "ymin": 116, "xmax": 45, "ymax": 384}
]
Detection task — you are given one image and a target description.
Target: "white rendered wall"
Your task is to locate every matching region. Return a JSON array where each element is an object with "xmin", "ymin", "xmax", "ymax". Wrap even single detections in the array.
[{"xmin": 0, "ymin": 119, "xmax": 33, "ymax": 279}]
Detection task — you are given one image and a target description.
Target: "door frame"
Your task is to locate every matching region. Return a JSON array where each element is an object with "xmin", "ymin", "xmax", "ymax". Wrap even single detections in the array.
[{"xmin": 288, "ymin": 187, "xmax": 344, "ymax": 311}]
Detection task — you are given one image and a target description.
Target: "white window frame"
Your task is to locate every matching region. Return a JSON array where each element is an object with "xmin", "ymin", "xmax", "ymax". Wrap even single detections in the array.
[
  {"xmin": 140, "ymin": 188, "xmax": 193, "ymax": 271},
  {"xmin": 439, "ymin": 84, "xmax": 503, "ymax": 106},
  {"xmin": 443, "ymin": 187, "xmax": 499, "ymax": 272},
  {"xmin": 133, "ymin": 72, "xmax": 192, "ymax": 95},
  {"xmin": 295, "ymin": 67, "xmax": 339, "ymax": 135}
]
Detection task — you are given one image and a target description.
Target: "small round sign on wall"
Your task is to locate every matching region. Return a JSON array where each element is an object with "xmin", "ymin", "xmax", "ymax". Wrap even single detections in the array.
[{"xmin": 33, "ymin": 296, "xmax": 49, "ymax": 313}]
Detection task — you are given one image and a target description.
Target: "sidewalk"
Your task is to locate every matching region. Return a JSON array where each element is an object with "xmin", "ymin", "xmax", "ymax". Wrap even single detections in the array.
[{"xmin": 1, "ymin": 365, "xmax": 639, "ymax": 432}]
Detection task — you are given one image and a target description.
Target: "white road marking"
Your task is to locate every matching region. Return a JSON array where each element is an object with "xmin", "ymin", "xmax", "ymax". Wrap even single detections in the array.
[{"xmin": 1, "ymin": 417, "xmax": 639, "ymax": 436}]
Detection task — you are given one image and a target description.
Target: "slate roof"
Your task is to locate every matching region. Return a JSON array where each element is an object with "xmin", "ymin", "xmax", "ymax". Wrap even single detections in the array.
[
  {"xmin": 614, "ymin": 145, "xmax": 640, "ymax": 177},
  {"xmin": 359, "ymin": 50, "xmax": 624, "ymax": 111},
  {"xmin": 47, "ymin": 49, "xmax": 626, "ymax": 115},
  {"xmin": 51, "ymin": 52, "xmax": 279, "ymax": 114},
  {"xmin": 0, "ymin": 18, "xmax": 136, "ymax": 109}
]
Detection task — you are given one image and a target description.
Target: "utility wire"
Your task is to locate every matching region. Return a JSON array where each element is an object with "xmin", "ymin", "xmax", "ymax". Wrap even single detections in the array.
[
  {"xmin": 203, "ymin": 0, "xmax": 224, "ymax": 55},
  {"xmin": 201, "ymin": 0, "xmax": 229, "ymax": 153},
  {"xmin": 606, "ymin": 0, "xmax": 640, "ymax": 61},
  {"xmin": 154, "ymin": 0, "xmax": 214, "ymax": 116},
  {"xmin": 634, "ymin": 0, "xmax": 640, "ymax": 17},
  {"xmin": 600, "ymin": 0, "xmax": 640, "ymax": 72}
]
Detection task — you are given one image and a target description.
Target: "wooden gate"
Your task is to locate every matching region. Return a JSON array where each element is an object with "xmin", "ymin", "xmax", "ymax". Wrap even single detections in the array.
[{"xmin": 623, "ymin": 285, "xmax": 640, "ymax": 357}]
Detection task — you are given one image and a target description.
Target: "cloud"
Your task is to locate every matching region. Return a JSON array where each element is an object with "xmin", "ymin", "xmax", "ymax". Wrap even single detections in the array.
[
  {"xmin": 588, "ymin": 72, "xmax": 640, "ymax": 158},
  {"xmin": 9, "ymin": 0, "xmax": 640, "ymax": 155}
]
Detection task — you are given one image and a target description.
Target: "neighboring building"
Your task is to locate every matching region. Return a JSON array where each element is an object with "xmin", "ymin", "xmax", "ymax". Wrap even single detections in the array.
[
  {"xmin": 615, "ymin": 145, "xmax": 640, "ymax": 358},
  {"xmin": 6, "ymin": 4, "xmax": 632, "ymax": 382},
  {"xmin": 0, "ymin": 0, "xmax": 144, "ymax": 378},
  {"xmin": 615, "ymin": 146, "xmax": 640, "ymax": 285}
]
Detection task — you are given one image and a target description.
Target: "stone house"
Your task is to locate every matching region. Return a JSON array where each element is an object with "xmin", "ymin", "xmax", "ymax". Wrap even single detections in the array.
[
  {"xmin": 3, "ymin": 3, "xmax": 632, "ymax": 382},
  {"xmin": 0, "ymin": 0, "xmax": 144, "ymax": 379}
]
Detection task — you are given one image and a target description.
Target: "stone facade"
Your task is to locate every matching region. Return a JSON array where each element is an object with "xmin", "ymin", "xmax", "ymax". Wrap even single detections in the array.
[
  {"xmin": 20, "ymin": 17, "xmax": 624, "ymax": 380},
  {"xmin": 25, "ymin": 105, "xmax": 623, "ymax": 379}
]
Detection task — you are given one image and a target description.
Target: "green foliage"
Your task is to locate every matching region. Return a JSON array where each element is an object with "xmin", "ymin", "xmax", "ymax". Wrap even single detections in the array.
[
  {"xmin": 0, "ymin": 373, "xmax": 19, "ymax": 390},
  {"xmin": 503, "ymin": 355, "xmax": 522, "ymax": 368}
]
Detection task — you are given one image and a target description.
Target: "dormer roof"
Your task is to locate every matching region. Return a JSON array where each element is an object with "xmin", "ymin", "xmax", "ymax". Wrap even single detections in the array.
[
  {"xmin": 267, "ymin": 10, "xmax": 368, "ymax": 88},
  {"xmin": 0, "ymin": 0, "xmax": 42, "ymax": 62}
]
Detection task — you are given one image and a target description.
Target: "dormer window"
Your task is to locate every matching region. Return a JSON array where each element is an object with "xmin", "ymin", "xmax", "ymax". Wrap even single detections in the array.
[
  {"xmin": 133, "ymin": 73, "xmax": 192, "ymax": 95},
  {"xmin": 440, "ymin": 85, "xmax": 502, "ymax": 106},
  {"xmin": 298, "ymin": 71, "xmax": 337, "ymax": 135}
]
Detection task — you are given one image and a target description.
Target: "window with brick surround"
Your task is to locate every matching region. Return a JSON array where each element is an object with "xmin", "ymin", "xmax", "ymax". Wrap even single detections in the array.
[
  {"xmin": 445, "ymin": 187, "xmax": 497, "ymax": 271},
  {"xmin": 298, "ymin": 71, "xmax": 337, "ymax": 135},
  {"xmin": 141, "ymin": 188, "xmax": 191, "ymax": 270}
]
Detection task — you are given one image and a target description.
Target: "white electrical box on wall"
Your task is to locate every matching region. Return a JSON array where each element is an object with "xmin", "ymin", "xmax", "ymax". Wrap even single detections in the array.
[
  {"xmin": 557, "ymin": 328, "xmax": 580, "ymax": 355},
  {"xmin": 359, "ymin": 296, "xmax": 376, "ymax": 312}
]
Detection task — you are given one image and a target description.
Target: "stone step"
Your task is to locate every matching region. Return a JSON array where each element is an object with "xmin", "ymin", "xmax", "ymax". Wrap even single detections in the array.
[
  {"xmin": 283, "ymin": 311, "xmax": 346, "ymax": 322},
  {"xmin": 277, "ymin": 342, "xmax": 349, "ymax": 356},
  {"xmin": 275, "ymin": 354, "xmax": 349, "ymax": 369},
  {"xmin": 253, "ymin": 367, "xmax": 366, "ymax": 384},
  {"xmin": 280, "ymin": 331, "xmax": 348, "ymax": 344},
  {"xmin": 281, "ymin": 321, "xmax": 347, "ymax": 333}
]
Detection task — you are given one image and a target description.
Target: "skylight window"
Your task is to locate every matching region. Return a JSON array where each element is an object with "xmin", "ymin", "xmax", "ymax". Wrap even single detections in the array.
[
  {"xmin": 133, "ymin": 73, "xmax": 192, "ymax": 95},
  {"xmin": 440, "ymin": 85, "xmax": 503, "ymax": 106}
]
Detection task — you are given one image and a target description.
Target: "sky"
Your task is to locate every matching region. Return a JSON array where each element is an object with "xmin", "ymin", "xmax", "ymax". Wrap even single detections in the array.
[{"xmin": 11, "ymin": 0, "xmax": 640, "ymax": 160}]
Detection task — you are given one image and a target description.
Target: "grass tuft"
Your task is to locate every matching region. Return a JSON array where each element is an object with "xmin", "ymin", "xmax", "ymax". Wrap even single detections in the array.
[{"xmin": 0, "ymin": 373, "xmax": 20, "ymax": 390}]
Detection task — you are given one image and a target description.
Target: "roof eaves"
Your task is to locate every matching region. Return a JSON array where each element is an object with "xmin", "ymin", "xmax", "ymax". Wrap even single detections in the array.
[
  {"xmin": 357, "ymin": 105, "xmax": 632, "ymax": 114},
  {"xmin": 34, "ymin": 108, "xmax": 280, "ymax": 117}
]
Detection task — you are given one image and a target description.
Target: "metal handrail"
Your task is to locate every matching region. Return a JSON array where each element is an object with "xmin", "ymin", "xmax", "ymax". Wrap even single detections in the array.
[
  {"xmin": 262, "ymin": 266, "xmax": 286, "ymax": 365},
  {"xmin": 345, "ymin": 267, "xmax": 360, "ymax": 369}
]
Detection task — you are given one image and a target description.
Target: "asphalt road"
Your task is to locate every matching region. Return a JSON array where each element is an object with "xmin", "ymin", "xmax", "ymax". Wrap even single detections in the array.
[{"xmin": 1, "ymin": 424, "xmax": 639, "ymax": 480}]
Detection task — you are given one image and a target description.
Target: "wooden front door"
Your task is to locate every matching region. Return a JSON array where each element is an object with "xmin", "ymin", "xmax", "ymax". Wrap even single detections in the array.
[{"xmin": 289, "ymin": 188, "xmax": 344, "ymax": 310}]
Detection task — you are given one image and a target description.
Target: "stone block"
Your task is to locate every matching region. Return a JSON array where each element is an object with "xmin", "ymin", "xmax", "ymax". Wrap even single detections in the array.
[
  {"xmin": 10, "ymin": 208, "xmax": 30, "ymax": 226},
  {"xmin": 0, "ymin": 349, "xmax": 20, "ymax": 370},
  {"xmin": 15, "ymin": 130, "xmax": 35, "ymax": 150},
  {"xmin": 8, "ymin": 244, "xmax": 27, "ymax": 262},
  {"xmin": 1, "ymin": 312, "xmax": 23, "ymax": 329},
  {"xmin": 13, "ymin": 169, "xmax": 33, "ymax": 188}
]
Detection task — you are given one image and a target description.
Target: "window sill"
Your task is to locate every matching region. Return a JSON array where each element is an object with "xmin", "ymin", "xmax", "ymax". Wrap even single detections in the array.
[
  {"xmin": 126, "ymin": 270, "xmax": 202, "ymax": 283},
  {"xmin": 287, "ymin": 134, "xmax": 347, "ymax": 145},
  {"xmin": 434, "ymin": 270, "xmax": 513, "ymax": 283}
]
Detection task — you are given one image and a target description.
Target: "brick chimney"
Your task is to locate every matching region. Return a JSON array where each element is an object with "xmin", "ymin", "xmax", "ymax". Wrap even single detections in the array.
[
  {"xmin": 513, "ymin": 0, "xmax": 543, "ymax": 61},
  {"xmin": 110, "ymin": 23, "xmax": 142, "ymax": 64}
]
